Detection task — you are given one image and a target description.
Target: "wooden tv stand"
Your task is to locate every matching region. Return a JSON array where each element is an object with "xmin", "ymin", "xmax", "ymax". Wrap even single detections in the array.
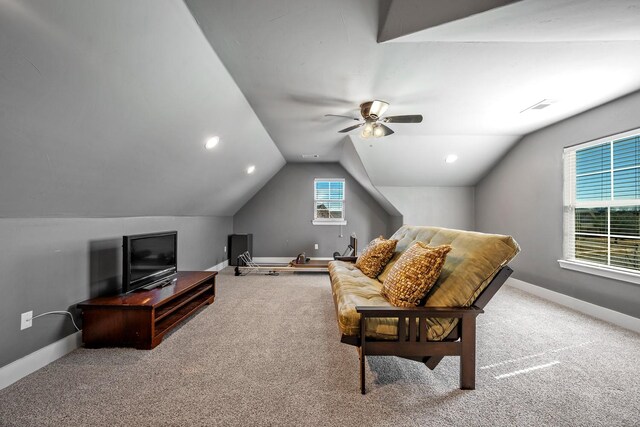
[{"xmin": 78, "ymin": 271, "xmax": 216, "ymax": 349}]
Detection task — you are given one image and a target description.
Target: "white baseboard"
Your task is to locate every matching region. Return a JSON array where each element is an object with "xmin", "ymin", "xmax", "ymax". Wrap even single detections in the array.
[
  {"xmin": 206, "ymin": 259, "xmax": 229, "ymax": 271},
  {"xmin": 1, "ymin": 262, "xmax": 229, "ymax": 392},
  {"xmin": 0, "ymin": 331, "xmax": 82, "ymax": 391},
  {"xmin": 507, "ymin": 278, "xmax": 640, "ymax": 334}
]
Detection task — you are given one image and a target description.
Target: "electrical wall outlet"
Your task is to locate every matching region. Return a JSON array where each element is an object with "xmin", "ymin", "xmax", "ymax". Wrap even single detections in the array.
[
  {"xmin": 21, "ymin": 311, "xmax": 33, "ymax": 330},
  {"xmin": 314, "ymin": 243, "xmax": 319, "ymax": 250}
]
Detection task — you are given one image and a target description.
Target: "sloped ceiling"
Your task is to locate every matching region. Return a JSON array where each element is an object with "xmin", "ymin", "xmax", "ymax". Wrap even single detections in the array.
[
  {"xmin": 388, "ymin": 0, "xmax": 640, "ymax": 42},
  {"xmin": 186, "ymin": 0, "xmax": 640, "ymax": 189},
  {"xmin": 353, "ymin": 135, "xmax": 515, "ymax": 186},
  {"xmin": 339, "ymin": 138, "xmax": 400, "ymax": 216},
  {"xmin": 3, "ymin": 0, "xmax": 640, "ymax": 218},
  {"xmin": 378, "ymin": 0, "xmax": 516, "ymax": 42},
  {"xmin": 0, "ymin": 0, "xmax": 285, "ymax": 217}
]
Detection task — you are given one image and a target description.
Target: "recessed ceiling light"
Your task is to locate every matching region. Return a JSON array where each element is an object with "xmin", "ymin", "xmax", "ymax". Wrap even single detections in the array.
[
  {"xmin": 445, "ymin": 154, "xmax": 458, "ymax": 164},
  {"xmin": 246, "ymin": 165, "xmax": 256, "ymax": 174},
  {"xmin": 520, "ymin": 99, "xmax": 556, "ymax": 113},
  {"xmin": 205, "ymin": 136, "xmax": 220, "ymax": 150}
]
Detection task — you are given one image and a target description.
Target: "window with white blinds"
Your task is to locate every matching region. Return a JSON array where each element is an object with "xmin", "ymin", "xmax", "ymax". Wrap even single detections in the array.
[
  {"xmin": 563, "ymin": 130, "xmax": 640, "ymax": 274},
  {"xmin": 313, "ymin": 178, "xmax": 346, "ymax": 224}
]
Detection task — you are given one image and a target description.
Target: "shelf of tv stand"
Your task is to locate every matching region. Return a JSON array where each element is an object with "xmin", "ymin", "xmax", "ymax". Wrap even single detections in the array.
[{"xmin": 77, "ymin": 271, "xmax": 217, "ymax": 350}]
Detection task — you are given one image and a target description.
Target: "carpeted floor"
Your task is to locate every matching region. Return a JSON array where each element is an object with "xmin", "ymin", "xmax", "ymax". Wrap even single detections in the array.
[{"xmin": 1, "ymin": 268, "xmax": 639, "ymax": 426}]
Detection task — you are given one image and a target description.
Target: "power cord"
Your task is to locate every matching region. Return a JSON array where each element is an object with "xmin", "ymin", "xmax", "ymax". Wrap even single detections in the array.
[{"xmin": 32, "ymin": 311, "xmax": 81, "ymax": 331}]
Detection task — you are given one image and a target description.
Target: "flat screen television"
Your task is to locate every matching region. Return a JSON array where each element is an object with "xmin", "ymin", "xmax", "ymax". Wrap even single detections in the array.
[{"xmin": 122, "ymin": 231, "xmax": 177, "ymax": 293}]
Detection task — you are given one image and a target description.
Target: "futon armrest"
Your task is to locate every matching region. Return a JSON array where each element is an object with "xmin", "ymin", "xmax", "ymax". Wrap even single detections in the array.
[
  {"xmin": 356, "ymin": 305, "xmax": 483, "ymax": 319},
  {"xmin": 334, "ymin": 256, "xmax": 358, "ymax": 262}
]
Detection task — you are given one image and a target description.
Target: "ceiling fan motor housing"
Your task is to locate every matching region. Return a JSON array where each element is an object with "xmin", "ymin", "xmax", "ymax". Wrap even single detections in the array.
[{"xmin": 360, "ymin": 100, "xmax": 389, "ymax": 121}]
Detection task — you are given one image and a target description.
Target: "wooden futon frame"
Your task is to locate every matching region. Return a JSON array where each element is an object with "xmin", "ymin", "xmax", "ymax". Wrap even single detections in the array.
[{"xmin": 338, "ymin": 266, "xmax": 513, "ymax": 394}]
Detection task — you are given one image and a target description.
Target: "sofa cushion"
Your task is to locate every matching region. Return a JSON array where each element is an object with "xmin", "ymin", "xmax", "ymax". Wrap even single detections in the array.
[
  {"xmin": 387, "ymin": 226, "xmax": 520, "ymax": 339},
  {"xmin": 329, "ymin": 260, "xmax": 443, "ymax": 340},
  {"xmin": 355, "ymin": 236, "xmax": 397, "ymax": 279},
  {"xmin": 381, "ymin": 243, "xmax": 451, "ymax": 307},
  {"xmin": 377, "ymin": 252, "xmax": 401, "ymax": 283}
]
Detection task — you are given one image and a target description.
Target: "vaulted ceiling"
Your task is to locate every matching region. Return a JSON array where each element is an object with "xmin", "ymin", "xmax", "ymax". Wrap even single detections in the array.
[
  {"xmin": 0, "ymin": 0, "xmax": 284, "ymax": 217},
  {"xmin": 1, "ymin": 0, "xmax": 640, "ymax": 217},
  {"xmin": 187, "ymin": 0, "xmax": 640, "ymax": 188}
]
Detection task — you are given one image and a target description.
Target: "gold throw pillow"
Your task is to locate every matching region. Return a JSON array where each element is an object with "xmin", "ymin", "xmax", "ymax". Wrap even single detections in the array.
[
  {"xmin": 381, "ymin": 242, "xmax": 452, "ymax": 307},
  {"xmin": 355, "ymin": 236, "xmax": 398, "ymax": 279}
]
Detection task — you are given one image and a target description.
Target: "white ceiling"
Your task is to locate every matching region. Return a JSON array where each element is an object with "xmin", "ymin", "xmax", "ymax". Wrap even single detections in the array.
[
  {"xmin": 353, "ymin": 135, "xmax": 516, "ymax": 186},
  {"xmin": 0, "ymin": 0, "xmax": 284, "ymax": 217},
  {"xmin": 186, "ymin": 0, "xmax": 640, "ymax": 187}
]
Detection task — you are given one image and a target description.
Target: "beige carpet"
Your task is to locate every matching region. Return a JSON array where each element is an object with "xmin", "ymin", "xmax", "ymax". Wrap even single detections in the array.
[{"xmin": 1, "ymin": 268, "xmax": 639, "ymax": 426}]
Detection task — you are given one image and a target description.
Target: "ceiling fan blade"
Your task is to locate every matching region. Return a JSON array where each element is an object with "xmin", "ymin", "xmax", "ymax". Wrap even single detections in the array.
[
  {"xmin": 383, "ymin": 114, "xmax": 423, "ymax": 123},
  {"xmin": 325, "ymin": 114, "xmax": 360, "ymax": 121},
  {"xmin": 338, "ymin": 122, "xmax": 364, "ymax": 133},
  {"xmin": 378, "ymin": 124, "xmax": 394, "ymax": 136}
]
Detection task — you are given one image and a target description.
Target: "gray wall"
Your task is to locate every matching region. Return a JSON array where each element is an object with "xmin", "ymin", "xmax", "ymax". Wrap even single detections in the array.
[
  {"xmin": 0, "ymin": 216, "xmax": 232, "ymax": 368},
  {"xmin": 476, "ymin": 90, "xmax": 640, "ymax": 319},
  {"xmin": 234, "ymin": 163, "xmax": 392, "ymax": 257},
  {"xmin": 377, "ymin": 186, "xmax": 475, "ymax": 230}
]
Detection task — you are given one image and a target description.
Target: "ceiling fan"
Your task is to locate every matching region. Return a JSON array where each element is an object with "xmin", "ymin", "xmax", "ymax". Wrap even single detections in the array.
[{"xmin": 326, "ymin": 100, "xmax": 422, "ymax": 138}]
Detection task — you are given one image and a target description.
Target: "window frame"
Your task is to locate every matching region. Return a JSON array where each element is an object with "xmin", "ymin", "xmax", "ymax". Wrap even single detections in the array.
[
  {"xmin": 560, "ymin": 127, "xmax": 640, "ymax": 284},
  {"xmin": 312, "ymin": 178, "xmax": 347, "ymax": 226}
]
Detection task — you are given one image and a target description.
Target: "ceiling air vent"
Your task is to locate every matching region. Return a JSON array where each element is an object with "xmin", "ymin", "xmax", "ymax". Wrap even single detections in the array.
[
  {"xmin": 301, "ymin": 154, "xmax": 319, "ymax": 159},
  {"xmin": 520, "ymin": 99, "xmax": 556, "ymax": 113}
]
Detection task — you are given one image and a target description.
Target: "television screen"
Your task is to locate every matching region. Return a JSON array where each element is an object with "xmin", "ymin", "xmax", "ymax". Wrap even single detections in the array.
[{"xmin": 123, "ymin": 231, "xmax": 177, "ymax": 293}]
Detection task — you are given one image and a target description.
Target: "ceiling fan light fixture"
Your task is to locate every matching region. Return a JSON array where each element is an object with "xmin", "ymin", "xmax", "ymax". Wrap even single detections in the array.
[
  {"xmin": 361, "ymin": 121, "xmax": 374, "ymax": 138},
  {"xmin": 335, "ymin": 101, "xmax": 419, "ymax": 137}
]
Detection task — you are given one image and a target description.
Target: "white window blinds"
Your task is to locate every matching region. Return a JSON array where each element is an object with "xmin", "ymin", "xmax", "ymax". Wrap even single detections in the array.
[
  {"xmin": 314, "ymin": 178, "xmax": 345, "ymax": 222},
  {"xmin": 563, "ymin": 130, "xmax": 640, "ymax": 273}
]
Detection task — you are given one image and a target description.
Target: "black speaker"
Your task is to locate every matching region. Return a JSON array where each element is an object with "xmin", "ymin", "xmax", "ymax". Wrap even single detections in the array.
[{"xmin": 228, "ymin": 234, "xmax": 253, "ymax": 266}]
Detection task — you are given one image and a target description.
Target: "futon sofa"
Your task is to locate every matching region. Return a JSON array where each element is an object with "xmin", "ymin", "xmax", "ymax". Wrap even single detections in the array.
[{"xmin": 328, "ymin": 225, "xmax": 520, "ymax": 393}]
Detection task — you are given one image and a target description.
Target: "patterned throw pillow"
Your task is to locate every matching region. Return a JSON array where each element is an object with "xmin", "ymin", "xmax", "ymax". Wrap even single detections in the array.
[
  {"xmin": 381, "ymin": 242, "xmax": 452, "ymax": 307},
  {"xmin": 355, "ymin": 236, "xmax": 398, "ymax": 279}
]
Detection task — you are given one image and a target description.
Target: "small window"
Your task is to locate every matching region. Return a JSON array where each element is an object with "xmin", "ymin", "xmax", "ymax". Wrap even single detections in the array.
[
  {"xmin": 313, "ymin": 178, "xmax": 346, "ymax": 225},
  {"xmin": 562, "ymin": 129, "xmax": 640, "ymax": 282}
]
